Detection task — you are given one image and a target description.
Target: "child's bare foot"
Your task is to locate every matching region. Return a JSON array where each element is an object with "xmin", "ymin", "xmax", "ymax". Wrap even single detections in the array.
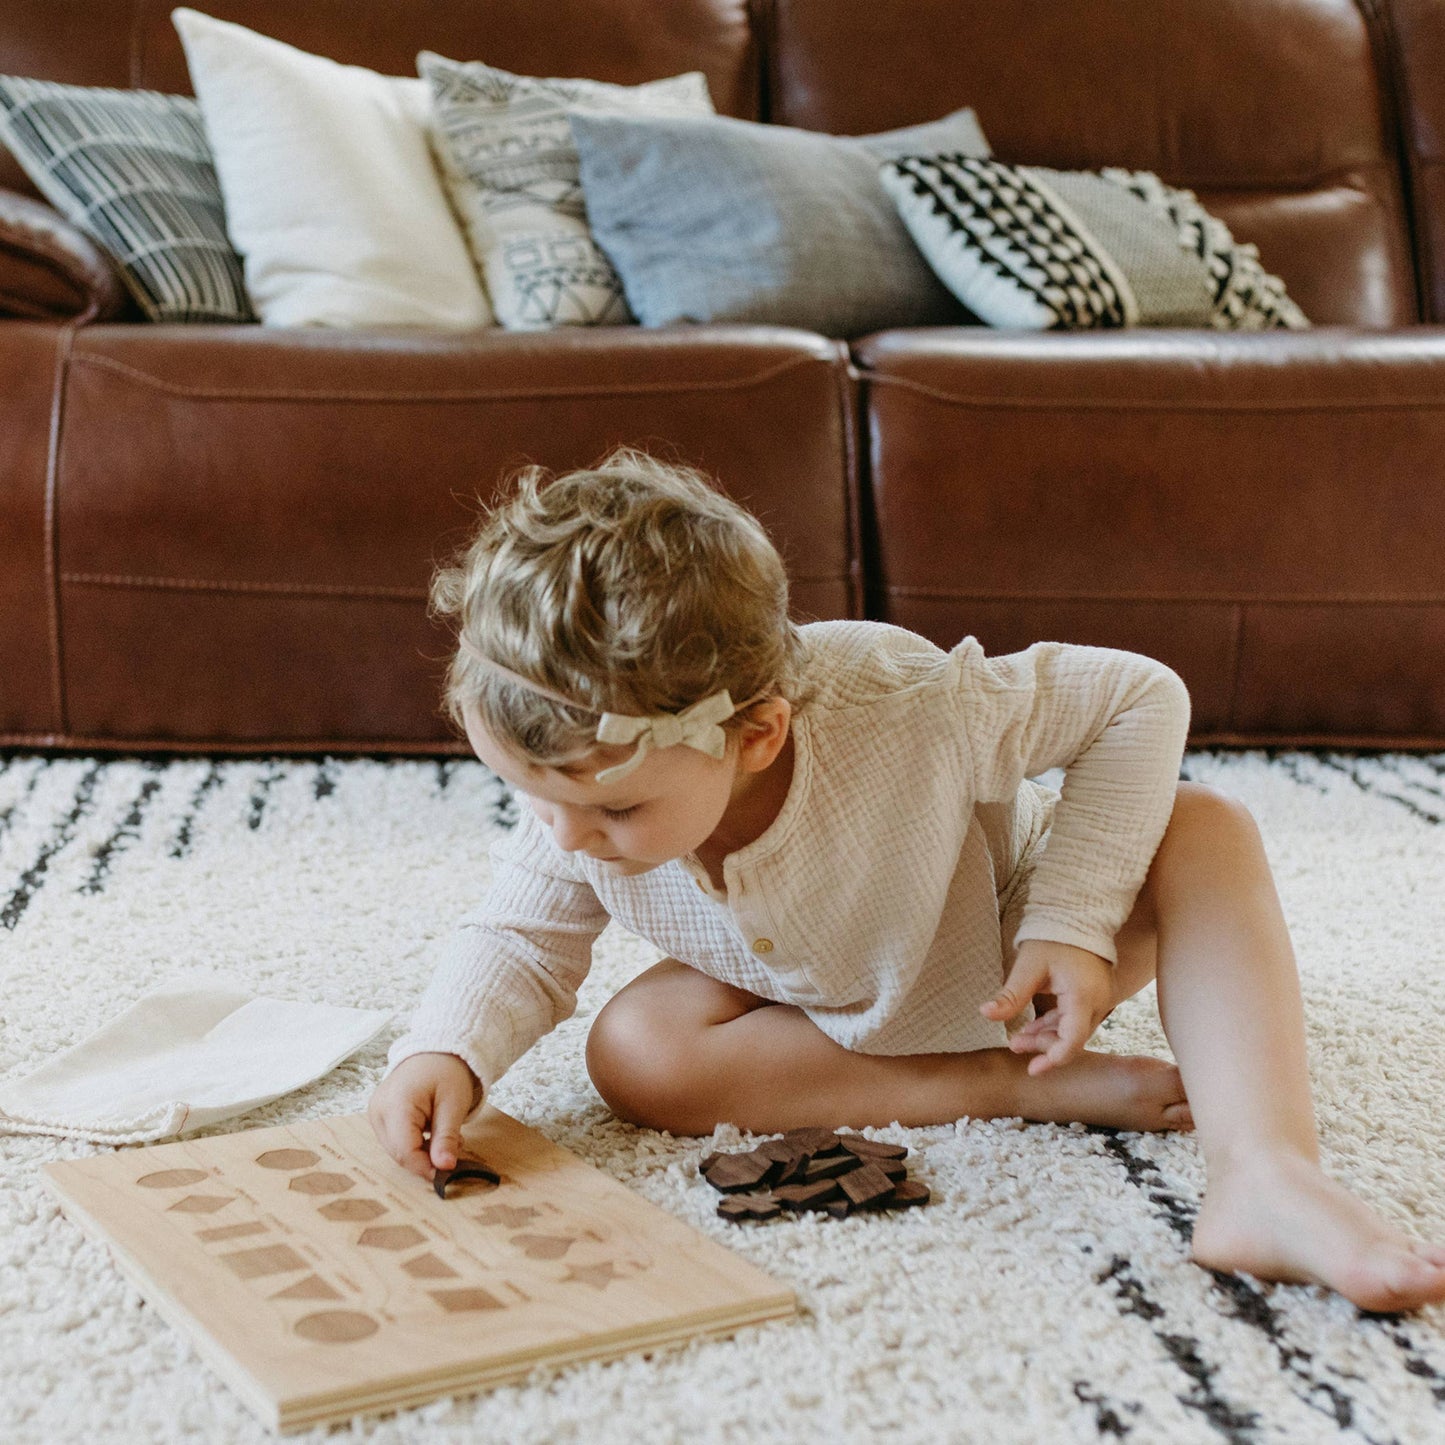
[
  {"xmin": 1193, "ymin": 1151, "xmax": 1445, "ymax": 1312},
  {"xmin": 1011, "ymin": 1050, "xmax": 1194, "ymax": 1132}
]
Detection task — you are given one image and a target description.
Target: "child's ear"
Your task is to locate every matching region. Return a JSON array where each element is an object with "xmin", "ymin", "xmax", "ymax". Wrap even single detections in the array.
[{"xmin": 735, "ymin": 698, "xmax": 791, "ymax": 773}]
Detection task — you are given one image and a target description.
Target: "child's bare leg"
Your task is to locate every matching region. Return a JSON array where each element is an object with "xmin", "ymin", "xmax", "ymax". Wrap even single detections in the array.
[
  {"xmin": 586, "ymin": 959, "xmax": 1188, "ymax": 1138},
  {"xmin": 1145, "ymin": 783, "xmax": 1445, "ymax": 1311}
]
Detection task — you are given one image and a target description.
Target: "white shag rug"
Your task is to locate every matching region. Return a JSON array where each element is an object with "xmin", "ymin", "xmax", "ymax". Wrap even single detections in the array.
[{"xmin": 1, "ymin": 750, "xmax": 1444, "ymax": 1445}]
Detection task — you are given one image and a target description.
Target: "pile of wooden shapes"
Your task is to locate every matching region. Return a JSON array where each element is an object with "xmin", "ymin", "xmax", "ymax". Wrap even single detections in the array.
[{"xmin": 701, "ymin": 1128, "xmax": 930, "ymax": 1223}]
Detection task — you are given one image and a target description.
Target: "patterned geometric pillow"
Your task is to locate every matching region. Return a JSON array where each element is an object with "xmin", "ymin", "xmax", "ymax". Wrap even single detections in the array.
[
  {"xmin": 880, "ymin": 154, "xmax": 1308, "ymax": 331},
  {"xmin": 419, "ymin": 51, "xmax": 714, "ymax": 330},
  {"xmin": 0, "ymin": 75, "xmax": 253, "ymax": 324}
]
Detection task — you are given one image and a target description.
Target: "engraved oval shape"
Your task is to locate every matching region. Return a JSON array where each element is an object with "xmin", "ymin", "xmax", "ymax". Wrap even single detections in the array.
[
  {"xmin": 293, "ymin": 1310, "xmax": 378, "ymax": 1344},
  {"xmin": 256, "ymin": 1149, "xmax": 320, "ymax": 1170},
  {"xmin": 136, "ymin": 1169, "xmax": 209, "ymax": 1189}
]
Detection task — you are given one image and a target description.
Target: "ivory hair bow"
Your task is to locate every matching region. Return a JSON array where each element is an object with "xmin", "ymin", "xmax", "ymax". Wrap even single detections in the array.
[{"xmin": 593, "ymin": 691, "xmax": 736, "ymax": 784}]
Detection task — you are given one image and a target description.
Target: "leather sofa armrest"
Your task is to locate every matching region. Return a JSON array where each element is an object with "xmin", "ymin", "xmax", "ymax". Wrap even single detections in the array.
[{"xmin": 0, "ymin": 188, "xmax": 133, "ymax": 324}]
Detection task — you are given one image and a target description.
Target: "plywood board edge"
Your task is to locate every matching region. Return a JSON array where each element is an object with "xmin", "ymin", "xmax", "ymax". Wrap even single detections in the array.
[
  {"xmin": 42, "ymin": 1169, "xmax": 284, "ymax": 1432},
  {"xmin": 276, "ymin": 1291, "xmax": 799, "ymax": 1432}
]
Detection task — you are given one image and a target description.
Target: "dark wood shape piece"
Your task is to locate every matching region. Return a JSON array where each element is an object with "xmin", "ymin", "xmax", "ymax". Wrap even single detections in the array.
[
  {"xmin": 836, "ymin": 1134, "xmax": 910, "ymax": 1162},
  {"xmin": 774, "ymin": 1179, "xmax": 844, "ymax": 1210},
  {"xmin": 781, "ymin": 1127, "xmax": 844, "ymax": 1156},
  {"xmin": 701, "ymin": 1151, "xmax": 776, "ymax": 1192},
  {"xmin": 433, "ymin": 1161, "xmax": 502, "ymax": 1200},
  {"xmin": 717, "ymin": 1192, "xmax": 783, "ymax": 1223},
  {"xmin": 839, "ymin": 1162, "xmax": 895, "ymax": 1208}
]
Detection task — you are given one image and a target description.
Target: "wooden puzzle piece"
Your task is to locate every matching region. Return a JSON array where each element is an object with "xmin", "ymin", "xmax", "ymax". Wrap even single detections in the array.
[
  {"xmin": 432, "ymin": 1161, "xmax": 502, "ymax": 1200},
  {"xmin": 43, "ymin": 1109, "xmax": 795, "ymax": 1432},
  {"xmin": 700, "ymin": 1128, "xmax": 931, "ymax": 1223}
]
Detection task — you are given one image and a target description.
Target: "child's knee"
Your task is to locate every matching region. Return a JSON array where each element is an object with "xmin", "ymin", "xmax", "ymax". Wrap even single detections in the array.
[
  {"xmin": 585, "ymin": 989, "xmax": 703, "ymax": 1131},
  {"xmin": 1165, "ymin": 781, "xmax": 1262, "ymax": 853}
]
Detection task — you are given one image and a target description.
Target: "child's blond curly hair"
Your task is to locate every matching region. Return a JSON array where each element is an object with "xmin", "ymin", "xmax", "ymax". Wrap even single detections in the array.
[{"xmin": 432, "ymin": 449, "xmax": 805, "ymax": 764}]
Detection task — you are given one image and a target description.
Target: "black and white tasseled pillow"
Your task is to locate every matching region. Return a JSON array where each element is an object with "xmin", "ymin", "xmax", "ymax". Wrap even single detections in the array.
[
  {"xmin": 879, "ymin": 153, "xmax": 1309, "ymax": 332},
  {"xmin": 0, "ymin": 75, "xmax": 254, "ymax": 324}
]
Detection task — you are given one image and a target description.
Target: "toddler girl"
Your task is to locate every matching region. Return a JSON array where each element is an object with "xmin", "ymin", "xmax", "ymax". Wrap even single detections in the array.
[{"xmin": 371, "ymin": 450, "xmax": 1445, "ymax": 1313}]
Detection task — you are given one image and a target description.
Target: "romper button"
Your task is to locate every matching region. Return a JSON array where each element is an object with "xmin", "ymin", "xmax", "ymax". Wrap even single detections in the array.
[{"xmin": 751, "ymin": 938, "xmax": 774, "ymax": 955}]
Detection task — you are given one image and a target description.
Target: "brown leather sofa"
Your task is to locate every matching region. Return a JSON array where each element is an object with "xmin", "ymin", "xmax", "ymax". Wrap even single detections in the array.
[{"xmin": 3, "ymin": 0, "xmax": 1443, "ymax": 754}]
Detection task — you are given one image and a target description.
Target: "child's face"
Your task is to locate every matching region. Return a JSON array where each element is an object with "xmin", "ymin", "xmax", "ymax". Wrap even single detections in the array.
[{"xmin": 463, "ymin": 709, "xmax": 743, "ymax": 875}]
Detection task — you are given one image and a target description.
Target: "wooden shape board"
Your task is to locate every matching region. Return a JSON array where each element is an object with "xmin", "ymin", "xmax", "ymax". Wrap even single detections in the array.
[{"xmin": 43, "ymin": 1109, "xmax": 796, "ymax": 1433}]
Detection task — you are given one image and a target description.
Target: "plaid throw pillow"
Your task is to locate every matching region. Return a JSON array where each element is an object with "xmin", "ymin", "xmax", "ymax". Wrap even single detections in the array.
[
  {"xmin": 0, "ymin": 75, "xmax": 253, "ymax": 323},
  {"xmin": 880, "ymin": 154, "xmax": 1308, "ymax": 331}
]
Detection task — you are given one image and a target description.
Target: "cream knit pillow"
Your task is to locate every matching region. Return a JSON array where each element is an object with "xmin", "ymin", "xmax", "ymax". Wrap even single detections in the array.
[{"xmin": 172, "ymin": 9, "xmax": 490, "ymax": 329}]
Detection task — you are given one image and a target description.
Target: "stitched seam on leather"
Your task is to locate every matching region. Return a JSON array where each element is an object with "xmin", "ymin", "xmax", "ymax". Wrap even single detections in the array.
[
  {"xmin": 130, "ymin": 0, "xmax": 147, "ymax": 88},
  {"xmin": 0, "ymin": 730, "xmax": 471, "ymax": 755},
  {"xmin": 61, "ymin": 573, "xmax": 429, "ymax": 600},
  {"xmin": 1224, "ymin": 602, "xmax": 1246, "ymax": 732},
  {"xmin": 882, "ymin": 586, "xmax": 1445, "ymax": 604},
  {"xmin": 60, "ymin": 567, "xmax": 847, "ymax": 595},
  {"xmin": 6, "ymin": 727, "xmax": 1440, "ymax": 752},
  {"xmin": 46, "ymin": 327, "xmax": 76, "ymax": 733},
  {"xmin": 67, "ymin": 350, "xmax": 822, "ymax": 401},
  {"xmin": 832, "ymin": 343, "xmax": 864, "ymax": 620},
  {"xmin": 863, "ymin": 371, "xmax": 1445, "ymax": 412}
]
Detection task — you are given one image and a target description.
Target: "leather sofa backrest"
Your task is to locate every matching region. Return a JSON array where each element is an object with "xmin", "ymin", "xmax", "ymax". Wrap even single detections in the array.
[
  {"xmin": 0, "ymin": 0, "xmax": 760, "ymax": 198},
  {"xmin": 765, "ymin": 0, "xmax": 1419, "ymax": 327},
  {"xmin": 1383, "ymin": 0, "xmax": 1445, "ymax": 320}
]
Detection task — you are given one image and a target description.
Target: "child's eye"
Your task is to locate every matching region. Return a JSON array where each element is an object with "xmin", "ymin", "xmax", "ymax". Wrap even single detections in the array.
[{"xmin": 601, "ymin": 805, "xmax": 640, "ymax": 821}]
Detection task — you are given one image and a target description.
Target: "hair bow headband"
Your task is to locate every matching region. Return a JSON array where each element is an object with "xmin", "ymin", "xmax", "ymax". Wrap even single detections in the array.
[{"xmin": 457, "ymin": 636, "xmax": 744, "ymax": 784}]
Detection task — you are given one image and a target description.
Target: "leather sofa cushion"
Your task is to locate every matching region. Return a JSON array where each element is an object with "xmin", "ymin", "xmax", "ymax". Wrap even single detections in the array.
[
  {"xmin": 855, "ymin": 329, "xmax": 1445, "ymax": 745},
  {"xmin": 42, "ymin": 325, "xmax": 858, "ymax": 750},
  {"xmin": 1385, "ymin": 0, "xmax": 1445, "ymax": 321},
  {"xmin": 0, "ymin": 322, "xmax": 63, "ymax": 740}
]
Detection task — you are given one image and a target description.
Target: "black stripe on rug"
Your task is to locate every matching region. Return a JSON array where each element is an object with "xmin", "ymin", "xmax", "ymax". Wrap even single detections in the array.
[
  {"xmin": 1374, "ymin": 756, "xmax": 1445, "ymax": 806},
  {"xmin": 0, "ymin": 762, "xmax": 103, "ymax": 930},
  {"xmin": 1370, "ymin": 1319, "xmax": 1445, "ymax": 1408},
  {"xmin": 1316, "ymin": 755, "xmax": 1443, "ymax": 825},
  {"xmin": 246, "ymin": 762, "xmax": 286, "ymax": 831},
  {"xmin": 80, "ymin": 761, "xmax": 165, "ymax": 896},
  {"xmin": 485, "ymin": 771, "xmax": 518, "ymax": 830},
  {"xmin": 1071, "ymin": 1380, "xmax": 1142, "ymax": 1439},
  {"xmin": 1272, "ymin": 752, "xmax": 1332, "ymax": 795},
  {"xmin": 169, "ymin": 761, "xmax": 223, "ymax": 859},
  {"xmin": 1095, "ymin": 1254, "xmax": 1260, "ymax": 1442},
  {"xmin": 0, "ymin": 758, "xmax": 45, "ymax": 847},
  {"xmin": 1092, "ymin": 1132, "xmax": 1392, "ymax": 1441},
  {"xmin": 313, "ymin": 759, "xmax": 338, "ymax": 800}
]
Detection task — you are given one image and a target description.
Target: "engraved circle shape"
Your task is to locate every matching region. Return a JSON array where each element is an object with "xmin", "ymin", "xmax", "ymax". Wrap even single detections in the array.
[
  {"xmin": 288, "ymin": 1172, "xmax": 354, "ymax": 1195},
  {"xmin": 256, "ymin": 1149, "xmax": 320, "ymax": 1170},
  {"xmin": 293, "ymin": 1310, "xmax": 379, "ymax": 1345},
  {"xmin": 136, "ymin": 1169, "xmax": 208, "ymax": 1189}
]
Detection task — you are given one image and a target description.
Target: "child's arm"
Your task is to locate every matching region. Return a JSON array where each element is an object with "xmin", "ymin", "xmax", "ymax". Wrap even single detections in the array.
[
  {"xmin": 955, "ymin": 639, "xmax": 1191, "ymax": 1068},
  {"xmin": 374, "ymin": 808, "xmax": 610, "ymax": 1177}
]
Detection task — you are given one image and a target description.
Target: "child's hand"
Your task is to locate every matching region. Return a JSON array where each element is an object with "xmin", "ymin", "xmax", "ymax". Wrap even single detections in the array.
[
  {"xmin": 980, "ymin": 939, "xmax": 1116, "ymax": 1076},
  {"xmin": 368, "ymin": 1052, "xmax": 483, "ymax": 1180}
]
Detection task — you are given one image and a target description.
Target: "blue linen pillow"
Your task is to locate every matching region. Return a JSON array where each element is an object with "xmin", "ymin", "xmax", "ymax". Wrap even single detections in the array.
[{"xmin": 570, "ymin": 108, "xmax": 991, "ymax": 337}]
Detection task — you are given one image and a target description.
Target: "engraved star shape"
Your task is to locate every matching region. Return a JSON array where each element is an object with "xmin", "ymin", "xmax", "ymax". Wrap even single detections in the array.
[{"xmin": 563, "ymin": 1261, "xmax": 619, "ymax": 1290}]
